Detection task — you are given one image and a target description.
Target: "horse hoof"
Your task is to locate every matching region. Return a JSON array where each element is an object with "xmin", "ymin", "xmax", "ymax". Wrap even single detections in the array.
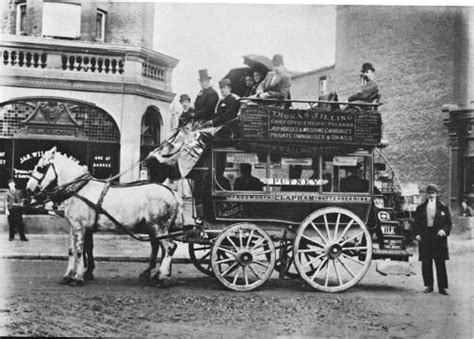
[
  {"xmin": 69, "ymin": 279, "xmax": 84, "ymax": 287},
  {"xmin": 156, "ymin": 279, "xmax": 173, "ymax": 289},
  {"xmin": 139, "ymin": 271, "xmax": 151, "ymax": 281},
  {"xmin": 60, "ymin": 276, "xmax": 73, "ymax": 285},
  {"xmin": 84, "ymin": 273, "xmax": 94, "ymax": 281}
]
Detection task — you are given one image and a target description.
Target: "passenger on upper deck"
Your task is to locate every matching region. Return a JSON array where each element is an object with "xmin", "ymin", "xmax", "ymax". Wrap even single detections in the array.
[
  {"xmin": 255, "ymin": 54, "xmax": 291, "ymax": 106},
  {"xmin": 202, "ymin": 79, "xmax": 240, "ymax": 128},
  {"xmin": 177, "ymin": 94, "xmax": 194, "ymax": 128},
  {"xmin": 234, "ymin": 163, "xmax": 264, "ymax": 191},
  {"xmin": 243, "ymin": 75, "xmax": 255, "ymax": 97},
  {"xmin": 191, "ymin": 69, "xmax": 219, "ymax": 125},
  {"xmin": 346, "ymin": 62, "xmax": 379, "ymax": 111},
  {"xmin": 251, "ymin": 70, "xmax": 265, "ymax": 96}
]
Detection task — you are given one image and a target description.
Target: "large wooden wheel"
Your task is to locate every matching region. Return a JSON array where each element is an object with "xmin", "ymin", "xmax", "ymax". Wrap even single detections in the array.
[
  {"xmin": 293, "ymin": 207, "xmax": 372, "ymax": 292},
  {"xmin": 188, "ymin": 242, "xmax": 214, "ymax": 277},
  {"xmin": 211, "ymin": 223, "xmax": 275, "ymax": 291}
]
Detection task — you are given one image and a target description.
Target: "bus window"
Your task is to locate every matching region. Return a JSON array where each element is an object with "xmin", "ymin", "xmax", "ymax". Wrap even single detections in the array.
[{"xmin": 333, "ymin": 156, "xmax": 370, "ymax": 193}]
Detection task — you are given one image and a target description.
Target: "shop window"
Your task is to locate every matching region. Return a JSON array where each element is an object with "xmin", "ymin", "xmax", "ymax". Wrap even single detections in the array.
[
  {"xmin": 16, "ymin": 2, "xmax": 27, "ymax": 35},
  {"xmin": 42, "ymin": 2, "xmax": 81, "ymax": 39},
  {"xmin": 96, "ymin": 9, "xmax": 106, "ymax": 42}
]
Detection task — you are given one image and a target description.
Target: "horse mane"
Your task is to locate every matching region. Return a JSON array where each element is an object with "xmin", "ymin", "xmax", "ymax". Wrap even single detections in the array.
[{"xmin": 54, "ymin": 152, "xmax": 88, "ymax": 174}]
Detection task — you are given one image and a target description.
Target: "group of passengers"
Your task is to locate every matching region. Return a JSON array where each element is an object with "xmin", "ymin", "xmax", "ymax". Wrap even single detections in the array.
[{"xmin": 177, "ymin": 59, "xmax": 380, "ymax": 132}]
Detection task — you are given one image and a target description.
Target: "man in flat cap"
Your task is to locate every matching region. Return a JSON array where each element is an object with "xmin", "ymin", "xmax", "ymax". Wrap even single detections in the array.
[
  {"xmin": 258, "ymin": 54, "xmax": 292, "ymax": 107},
  {"xmin": 346, "ymin": 62, "xmax": 380, "ymax": 111},
  {"xmin": 414, "ymin": 184, "xmax": 452, "ymax": 295},
  {"xmin": 177, "ymin": 94, "xmax": 194, "ymax": 128},
  {"xmin": 191, "ymin": 69, "xmax": 219, "ymax": 126},
  {"xmin": 203, "ymin": 78, "xmax": 240, "ymax": 128}
]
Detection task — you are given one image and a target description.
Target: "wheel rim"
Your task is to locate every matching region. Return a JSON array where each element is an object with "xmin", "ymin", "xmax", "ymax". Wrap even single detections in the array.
[
  {"xmin": 211, "ymin": 223, "xmax": 275, "ymax": 291},
  {"xmin": 188, "ymin": 242, "xmax": 214, "ymax": 277},
  {"xmin": 293, "ymin": 207, "xmax": 372, "ymax": 292}
]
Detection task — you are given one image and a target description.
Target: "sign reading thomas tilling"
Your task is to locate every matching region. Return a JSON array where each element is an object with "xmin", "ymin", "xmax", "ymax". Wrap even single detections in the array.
[{"xmin": 240, "ymin": 106, "xmax": 382, "ymax": 145}]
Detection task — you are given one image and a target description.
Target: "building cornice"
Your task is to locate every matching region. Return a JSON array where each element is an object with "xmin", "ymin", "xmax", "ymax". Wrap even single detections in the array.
[{"xmin": 0, "ymin": 76, "xmax": 176, "ymax": 102}]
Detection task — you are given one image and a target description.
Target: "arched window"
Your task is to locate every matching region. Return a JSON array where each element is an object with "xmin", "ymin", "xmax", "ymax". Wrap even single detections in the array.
[{"xmin": 140, "ymin": 106, "xmax": 162, "ymax": 160}]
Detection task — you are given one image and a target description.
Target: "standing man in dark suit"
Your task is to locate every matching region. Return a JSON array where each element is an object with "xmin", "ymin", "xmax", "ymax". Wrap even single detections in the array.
[
  {"xmin": 177, "ymin": 94, "xmax": 194, "ymax": 128},
  {"xmin": 191, "ymin": 69, "xmax": 219, "ymax": 125},
  {"xmin": 7, "ymin": 179, "xmax": 28, "ymax": 241},
  {"xmin": 414, "ymin": 184, "xmax": 452, "ymax": 295}
]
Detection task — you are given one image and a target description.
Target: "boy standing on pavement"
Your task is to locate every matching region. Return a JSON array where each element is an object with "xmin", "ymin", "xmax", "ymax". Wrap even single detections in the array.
[{"xmin": 7, "ymin": 179, "xmax": 28, "ymax": 241}]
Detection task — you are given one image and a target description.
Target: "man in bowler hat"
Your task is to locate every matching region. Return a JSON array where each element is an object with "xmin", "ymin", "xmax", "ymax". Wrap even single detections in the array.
[
  {"xmin": 177, "ymin": 94, "xmax": 194, "ymax": 127},
  {"xmin": 414, "ymin": 184, "xmax": 452, "ymax": 295},
  {"xmin": 7, "ymin": 179, "xmax": 28, "ymax": 241},
  {"xmin": 191, "ymin": 69, "xmax": 219, "ymax": 124},
  {"xmin": 347, "ymin": 62, "xmax": 380, "ymax": 105}
]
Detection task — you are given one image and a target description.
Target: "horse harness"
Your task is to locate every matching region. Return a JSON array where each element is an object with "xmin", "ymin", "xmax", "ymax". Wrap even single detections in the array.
[{"xmin": 31, "ymin": 162, "xmax": 188, "ymax": 242}]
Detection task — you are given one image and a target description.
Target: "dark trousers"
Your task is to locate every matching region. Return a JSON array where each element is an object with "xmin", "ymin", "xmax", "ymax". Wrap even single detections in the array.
[
  {"xmin": 8, "ymin": 210, "xmax": 27, "ymax": 240},
  {"xmin": 422, "ymin": 257, "xmax": 448, "ymax": 289}
]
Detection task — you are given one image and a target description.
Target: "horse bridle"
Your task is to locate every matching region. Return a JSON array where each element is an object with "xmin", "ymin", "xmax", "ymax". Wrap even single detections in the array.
[{"xmin": 30, "ymin": 162, "xmax": 58, "ymax": 192}]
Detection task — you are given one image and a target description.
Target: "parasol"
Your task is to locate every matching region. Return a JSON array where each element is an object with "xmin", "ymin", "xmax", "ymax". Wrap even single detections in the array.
[
  {"xmin": 221, "ymin": 66, "xmax": 252, "ymax": 97},
  {"xmin": 243, "ymin": 54, "xmax": 273, "ymax": 73}
]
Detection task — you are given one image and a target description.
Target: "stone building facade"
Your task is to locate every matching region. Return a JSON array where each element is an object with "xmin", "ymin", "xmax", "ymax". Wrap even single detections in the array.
[
  {"xmin": 0, "ymin": 0, "xmax": 178, "ymax": 190},
  {"xmin": 291, "ymin": 6, "xmax": 474, "ymax": 212}
]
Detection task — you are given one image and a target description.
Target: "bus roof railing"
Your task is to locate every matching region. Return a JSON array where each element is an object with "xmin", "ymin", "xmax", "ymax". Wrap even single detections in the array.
[{"xmin": 239, "ymin": 97, "xmax": 383, "ymax": 108}]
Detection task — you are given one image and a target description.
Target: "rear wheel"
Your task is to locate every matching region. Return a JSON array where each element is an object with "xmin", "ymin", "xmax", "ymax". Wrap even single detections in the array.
[
  {"xmin": 293, "ymin": 207, "xmax": 372, "ymax": 292},
  {"xmin": 211, "ymin": 223, "xmax": 275, "ymax": 291}
]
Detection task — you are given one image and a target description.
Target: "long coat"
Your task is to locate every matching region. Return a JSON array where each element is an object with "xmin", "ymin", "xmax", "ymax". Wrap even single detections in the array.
[
  {"xmin": 193, "ymin": 87, "xmax": 219, "ymax": 121},
  {"xmin": 414, "ymin": 199, "xmax": 452, "ymax": 261}
]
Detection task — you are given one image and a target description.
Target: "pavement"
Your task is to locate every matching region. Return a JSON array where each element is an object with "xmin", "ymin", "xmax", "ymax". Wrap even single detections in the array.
[
  {"xmin": 0, "ymin": 233, "xmax": 193, "ymax": 263},
  {"xmin": 1, "ymin": 231, "xmax": 473, "ymax": 263}
]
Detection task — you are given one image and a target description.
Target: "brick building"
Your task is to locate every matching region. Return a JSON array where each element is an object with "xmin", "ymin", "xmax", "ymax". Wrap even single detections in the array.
[
  {"xmin": 0, "ymin": 0, "xmax": 178, "ymax": 191},
  {"xmin": 291, "ymin": 6, "xmax": 474, "ymax": 212}
]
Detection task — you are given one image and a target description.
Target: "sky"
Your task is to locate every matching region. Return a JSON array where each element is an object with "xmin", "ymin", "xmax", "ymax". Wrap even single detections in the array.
[{"xmin": 153, "ymin": 3, "xmax": 336, "ymax": 105}]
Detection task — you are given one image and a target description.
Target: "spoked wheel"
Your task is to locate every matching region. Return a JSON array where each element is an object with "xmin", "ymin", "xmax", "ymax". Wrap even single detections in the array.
[
  {"xmin": 211, "ymin": 223, "xmax": 275, "ymax": 291},
  {"xmin": 293, "ymin": 207, "xmax": 372, "ymax": 292},
  {"xmin": 188, "ymin": 242, "xmax": 214, "ymax": 277}
]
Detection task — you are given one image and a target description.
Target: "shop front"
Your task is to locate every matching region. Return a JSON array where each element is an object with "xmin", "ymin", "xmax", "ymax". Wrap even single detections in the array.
[{"xmin": 0, "ymin": 97, "xmax": 121, "ymax": 189}]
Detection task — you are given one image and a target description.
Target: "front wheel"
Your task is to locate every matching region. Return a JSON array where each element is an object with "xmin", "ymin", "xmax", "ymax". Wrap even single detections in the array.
[
  {"xmin": 293, "ymin": 207, "xmax": 372, "ymax": 292},
  {"xmin": 211, "ymin": 223, "xmax": 275, "ymax": 291}
]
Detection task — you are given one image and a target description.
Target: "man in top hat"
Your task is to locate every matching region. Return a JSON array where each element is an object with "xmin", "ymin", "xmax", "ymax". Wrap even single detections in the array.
[
  {"xmin": 191, "ymin": 69, "xmax": 219, "ymax": 124},
  {"xmin": 203, "ymin": 78, "xmax": 240, "ymax": 128},
  {"xmin": 177, "ymin": 94, "xmax": 194, "ymax": 128},
  {"xmin": 414, "ymin": 184, "xmax": 452, "ymax": 295},
  {"xmin": 7, "ymin": 179, "xmax": 28, "ymax": 241},
  {"xmin": 347, "ymin": 62, "xmax": 380, "ymax": 106},
  {"xmin": 257, "ymin": 54, "xmax": 291, "ymax": 105}
]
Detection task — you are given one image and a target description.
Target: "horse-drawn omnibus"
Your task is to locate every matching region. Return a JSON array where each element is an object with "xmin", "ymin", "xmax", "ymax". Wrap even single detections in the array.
[
  {"xmin": 184, "ymin": 99, "xmax": 414, "ymax": 292},
  {"xmin": 25, "ymin": 98, "xmax": 415, "ymax": 292}
]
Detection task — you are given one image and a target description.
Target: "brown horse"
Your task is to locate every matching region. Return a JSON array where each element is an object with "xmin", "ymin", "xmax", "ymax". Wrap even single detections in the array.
[{"xmin": 26, "ymin": 147, "xmax": 184, "ymax": 286}]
